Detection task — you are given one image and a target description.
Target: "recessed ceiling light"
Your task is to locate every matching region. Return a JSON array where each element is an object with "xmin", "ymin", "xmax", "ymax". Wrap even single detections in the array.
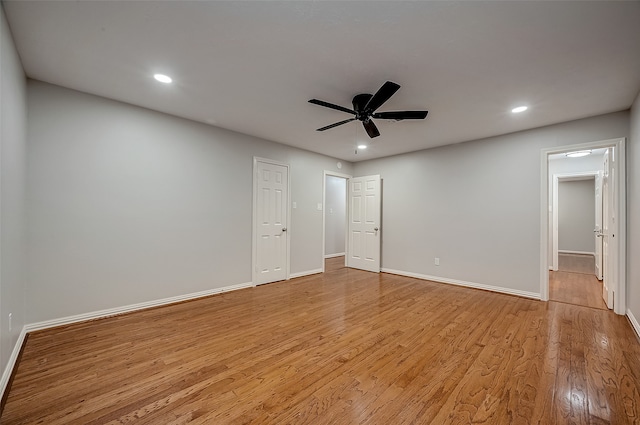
[
  {"xmin": 566, "ymin": 150, "xmax": 592, "ymax": 158},
  {"xmin": 153, "ymin": 73, "xmax": 172, "ymax": 84},
  {"xmin": 357, "ymin": 144, "xmax": 367, "ymax": 149},
  {"xmin": 511, "ymin": 106, "xmax": 528, "ymax": 113}
]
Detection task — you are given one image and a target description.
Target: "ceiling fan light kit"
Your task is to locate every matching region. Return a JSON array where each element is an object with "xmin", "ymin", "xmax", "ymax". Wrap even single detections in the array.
[{"xmin": 309, "ymin": 81, "xmax": 429, "ymax": 138}]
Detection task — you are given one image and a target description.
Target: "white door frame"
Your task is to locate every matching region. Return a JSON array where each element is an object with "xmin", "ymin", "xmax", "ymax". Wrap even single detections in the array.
[
  {"xmin": 551, "ymin": 172, "xmax": 599, "ymax": 271},
  {"xmin": 594, "ymin": 169, "xmax": 604, "ymax": 281},
  {"xmin": 252, "ymin": 157, "xmax": 291, "ymax": 285},
  {"xmin": 540, "ymin": 138, "xmax": 626, "ymax": 314},
  {"xmin": 322, "ymin": 170, "xmax": 351, "ymax": 273}
]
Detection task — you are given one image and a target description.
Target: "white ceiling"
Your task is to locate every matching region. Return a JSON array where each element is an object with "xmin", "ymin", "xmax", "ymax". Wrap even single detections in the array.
[{"xmin": 4, "ymin": 1, "xmax": 640, "ymax": 162}]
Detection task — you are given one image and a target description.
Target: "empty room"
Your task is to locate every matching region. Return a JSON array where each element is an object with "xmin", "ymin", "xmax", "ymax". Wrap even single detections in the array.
[{"xmin": 1, "ymin": 1, "xmax": 640, "ymax": 424}]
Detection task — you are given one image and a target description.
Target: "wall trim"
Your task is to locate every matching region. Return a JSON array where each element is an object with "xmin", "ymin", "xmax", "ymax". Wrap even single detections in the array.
[
  {"xmin": 289, "ymin": 269, "xmax": 323, "ymax": 279},
  {"xmin": 381, "ymin": 268, "xmax": 541, "ymax": 300},
  {"xmin": 627, "ymin": 309, "xmax": 640, "ymax": 341},
  {"xmin": 24, "ymin": 281, "xmax": 254, "ymax": 333},
  {"xmin": 0, "ymin": 327, "xmax": 28, "ymax": 404},
  {"xmin": 324, "ymin": 252, "xmax": 345, "ymax": 259},
  {"xmin": 558, "ymin": 250, "xmax": 595, "ymax": 256}
]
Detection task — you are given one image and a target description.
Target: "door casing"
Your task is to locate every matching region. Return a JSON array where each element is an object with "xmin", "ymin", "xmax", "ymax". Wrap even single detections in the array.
[
  {"xmin": 540, "ymin": 138, "xmax": 626, "ymax": 314},
  {"xmin": 551, "ymin": 172, "xmax": 598, "ymax": 272},
  {"xmin": 322, "ymin": 170, "xmax": 352, "ymax": 272}
]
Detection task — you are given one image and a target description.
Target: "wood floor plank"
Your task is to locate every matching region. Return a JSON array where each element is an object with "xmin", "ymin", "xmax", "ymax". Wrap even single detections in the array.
[
  {"xmin": 550, "ymin": 253, "xmax": 607, "ymax": 312},
  {"xmin": 2, "ymin": 257, "xmax": 640, "ymax": 424}
]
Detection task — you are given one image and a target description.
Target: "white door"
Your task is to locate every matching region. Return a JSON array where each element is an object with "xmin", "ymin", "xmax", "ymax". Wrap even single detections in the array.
[
  {"xmin": 594, "ymin": 171, "xmax": 603, "ymax": 280},
  {"xmin": 254, "ymin": 160, "xmax": 288, "ymax": 285},
  {"xmin": 347, "ymin": 175, "xmax": 381, "ymax": 272},
  {"xmin": 601, "ymin": 150, "xmax": 613, "ymax": 308}
]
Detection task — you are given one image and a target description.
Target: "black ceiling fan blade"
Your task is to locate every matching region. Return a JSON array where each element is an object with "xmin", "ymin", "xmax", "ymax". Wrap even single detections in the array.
[
  {"xmin": 308, "ymin": 99, "xmax": 356, "ymax": 115},
  {"xmin": 372, "ymin": 111, "xmax": 428, "ymax": 120},
  {"xmin": 316, "ymin": 118, "xmax": 356, "ymax": 132},
  {"xmin": 363, "ymin": 119, "xmax": 380, "ymax": 138},
  {"xmin": 364, "ymin": 81, "xmax": 400, "ymax": 113}
]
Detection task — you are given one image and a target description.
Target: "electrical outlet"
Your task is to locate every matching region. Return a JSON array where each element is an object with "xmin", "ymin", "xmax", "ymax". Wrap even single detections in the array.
[
  {"xmin": 434, "ymin": 257, "xmax": 440, "ymax": 266},
  {"xmin": 8, "ymin": 313, "xmax": 12, "ymax": 333}
]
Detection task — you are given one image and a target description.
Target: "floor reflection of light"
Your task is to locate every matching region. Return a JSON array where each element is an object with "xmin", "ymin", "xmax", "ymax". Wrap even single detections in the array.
[
  {"xmin": 597, "ymin": 332, "xmax": 609, "ymax": 347},
  {"xmin": 571, "ymin": 390, "xmax": 586, "ymax": 406}
]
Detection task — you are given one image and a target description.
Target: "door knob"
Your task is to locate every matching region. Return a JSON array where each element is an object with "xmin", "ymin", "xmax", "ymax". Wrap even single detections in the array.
[
  {"xmin": 374, "ymin": 227, "xmax": 379, "ymax": 231},
  {"xmin": 282, "ymin": 228, "xmax": 287, "ymax": 232}
]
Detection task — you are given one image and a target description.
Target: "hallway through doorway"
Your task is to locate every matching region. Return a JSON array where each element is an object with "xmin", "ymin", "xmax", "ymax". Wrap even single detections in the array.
[{"xmin": 549, "ymin": 253, "xmax": 607, "ymax": 309}]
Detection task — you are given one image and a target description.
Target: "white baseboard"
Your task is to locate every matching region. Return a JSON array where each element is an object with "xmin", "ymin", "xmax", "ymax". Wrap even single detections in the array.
[
  {"xmin": 381, "ymin": 268, "xmax": 541, "ymax": 300},
  {"xmin": 25, "ymin": 281, "xmax": 254, "ymax": 333},
  {"xmin": 627, "ymin": 309, "xmax": 640, "ymax": 341},
  {"xmin": 1, "ymin": 327, "xmax": 28, "ymax": 402},
  {"xmin": 324, "ymin": 252, "xmax": 345, "ymax": 259},
  {"xmin": 558, "ymin": 250, "xmax": 595, "ymax": 256},
  {"xmin": 289, "ymin": 268, "xmax": 323, "ymax": 279}
]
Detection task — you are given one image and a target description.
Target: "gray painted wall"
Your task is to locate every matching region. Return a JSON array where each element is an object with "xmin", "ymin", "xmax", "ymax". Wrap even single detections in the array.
[
  {"xmin": 558, "ymin": 179, "xmax": 595, "ymax": 253},
  {"xmin": 353, "ymin": 111, "xmax": 629, "ymax": 295},
  {"xmin": 324, "ymin": 175, "xmax": 346, "ymax": 256},
  {"xmin": 26, "ymin": 81, "xmax": 353, "ymax": 323},
  {"xmin": 548, "ymin": 151, "xmax": 605, "ymax": 176},
  {"xmin": 0, "ymin": 5, "xmax": 27, "ymax": 381},
  {"xmin": 629, "ymin": 90, "xmax": 640, "ymax": 326}
]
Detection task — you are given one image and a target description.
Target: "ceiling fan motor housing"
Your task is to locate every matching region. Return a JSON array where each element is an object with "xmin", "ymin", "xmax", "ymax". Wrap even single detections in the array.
[{"xmin": 353, "ymin": 93, "xmax": 373, "ymax": 121}]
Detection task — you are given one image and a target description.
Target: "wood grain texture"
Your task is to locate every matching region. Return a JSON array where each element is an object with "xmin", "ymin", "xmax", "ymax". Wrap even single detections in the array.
[
  {"xmin": 2, "ymin": 257, "xmax": 639, "ymax": 424},
  {"xmin": 550, "ymin": 267, "xmax": 608, "ymax": 310}
]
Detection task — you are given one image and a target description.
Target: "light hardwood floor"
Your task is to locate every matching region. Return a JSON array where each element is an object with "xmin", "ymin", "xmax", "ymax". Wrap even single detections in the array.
[
  {"xmin": 550, "ymin": 254, "xmax": 608, "ymax": 310},
  {"xmin": 2, "ymin": 257, "xmax": 640, "ymax": 424}
]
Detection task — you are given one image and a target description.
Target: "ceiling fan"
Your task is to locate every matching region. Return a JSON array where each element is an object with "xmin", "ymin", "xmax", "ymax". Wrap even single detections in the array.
[{"xmin": 308, "ymin": 81, "xmax": 428, "ymax": 138}]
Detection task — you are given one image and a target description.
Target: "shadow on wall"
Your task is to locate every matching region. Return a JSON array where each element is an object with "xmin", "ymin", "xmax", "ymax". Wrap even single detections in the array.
[{"xmin": 325, "ymin": 175, "xmax": 347, "ymax": 257}]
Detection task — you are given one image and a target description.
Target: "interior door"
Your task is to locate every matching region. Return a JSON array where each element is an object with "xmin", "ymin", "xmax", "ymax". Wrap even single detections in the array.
[
  {"xmin": 594, "ymin": 171, "xmax": 603, "ymax": 280},
  {"xmin": 347, "ymin": 175, "xmax": 381, "ymax": 272},
  {"xmin": 601, "ymin": 149, "xmax": 613, "ymax": 308},
  {"xmin": 255, "ymin": 160, "xmax": 288, "ymax": 285}
]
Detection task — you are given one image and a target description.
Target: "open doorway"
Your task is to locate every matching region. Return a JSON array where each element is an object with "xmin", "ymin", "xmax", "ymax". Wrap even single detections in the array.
[
  {"xmin": 541, "ymin": 138, "xmax": 626, "ymax": 315},
  {"xmin": 550, "ymin": 172, "xmax": 606, "ymax": 309},
  {"xmin": 322, "ymin": 171, "xmax": 350, "ymax": 272},
  {"xmin": 322, "ymin": 171, "xmax": 383, "ymax": 274}
]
